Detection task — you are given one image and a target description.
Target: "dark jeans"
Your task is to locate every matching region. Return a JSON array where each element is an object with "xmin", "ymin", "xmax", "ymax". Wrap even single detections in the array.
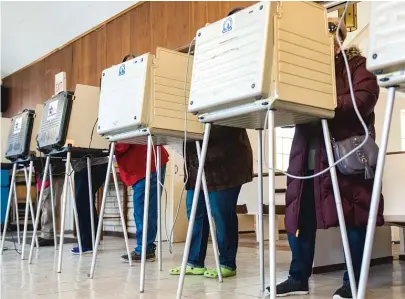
[
  {"xmin": 186, "ymin": 186, "xmax": 241, "ymax": 270},
  {"xmin": 75, "ymin": 164, "xmax": 108, "ymax": 249},
  {"xmin": 288, "ymin": 177, "xmax": 366, "ymax": 285},
  {"xmin": 133, "ymin": 167, "xmax": 166, "ymax": 254}
]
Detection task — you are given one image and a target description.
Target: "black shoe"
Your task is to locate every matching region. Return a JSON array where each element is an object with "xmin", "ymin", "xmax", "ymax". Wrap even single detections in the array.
[
  {"xmin": 38, "ymin": 237, "xmax": 54, "ymax": 247},
  {"xmin": 266, "ymin": 277, "xmax": 309, "ymax": 297},
  {"xmin": 333, "ymin": 283, "xmax": 352, "ymax": 299},
  {"xmin": 120, "ymin": 250, "xmax": 156, "ymax": 263}
]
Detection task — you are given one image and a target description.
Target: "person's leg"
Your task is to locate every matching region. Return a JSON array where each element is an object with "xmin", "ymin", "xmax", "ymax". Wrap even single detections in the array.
[
  {"xmin": 186, "ymin": 189, "xmax": 210, "ymax": 268},
  {"xmin": 39, "ymin": 186, "xmax": 54, "ymax": 245},
  {"xmin": 288, "ymin": 178, "xmax": 317, "ymax": 283},
  {"xmin": 74, "ymin": 164, "xmax": 107, "ymax": 252},
  {"xmin": 169, "ymin": 189, "xmax": 209, "ymax": 275},
  {"xmin": 343, "ymin": 226, "xmax": 366, "ymax": 284},
  {"xmin": 40, "ymin": 177, "xmax": 64, "ymax": 244},
  {"xmin": 333, "ymin": 227, "xmax": 366, "ymax": 298},
  {"xmin": 270, "ymin": 178, "xmax": 316, "ymax": 295},
  {"xmin": 126, "ymin": 166, "xmax": 166, "ymax": 262},
  {"xmin": 205, "ymin": 186, "xmax": 240, "ymax": 277}
]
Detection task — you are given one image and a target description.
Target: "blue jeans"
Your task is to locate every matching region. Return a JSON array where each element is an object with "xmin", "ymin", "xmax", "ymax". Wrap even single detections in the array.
[
  {"xmin": 186, "ymin": 186, "xmax": 241, "ymax": 270},
  {"xmin": 288, "ymin": 177, "xmax": 366, "ymax": 285},
  {"xmin": 133, "ymin": 166, "xmax": 166, "ymax": 254}
]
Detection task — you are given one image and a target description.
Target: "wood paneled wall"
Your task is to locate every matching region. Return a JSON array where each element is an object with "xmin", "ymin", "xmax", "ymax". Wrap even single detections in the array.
[{"xmin": 2, "ymin": 1, "xmax": 256, "ymax": 117}]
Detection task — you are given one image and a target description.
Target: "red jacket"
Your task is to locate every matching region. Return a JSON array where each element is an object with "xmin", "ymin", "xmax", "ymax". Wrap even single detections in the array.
[
  {"xmin": 115, "ymin": 143, "xmax": 169, "ymax": 187},
  {"xmin": 36, "ymin": 173, "xmax": 50, "ymax": 191}
]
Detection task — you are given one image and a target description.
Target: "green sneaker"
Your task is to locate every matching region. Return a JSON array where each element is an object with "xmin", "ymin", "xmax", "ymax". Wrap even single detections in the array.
[
  {"xmin": 169, "ymin": 265, "xmax": 207, "ymax": 275},
  {"xmin": 204, "ymin": 267, "xmax": 237, "ymax": 278}
]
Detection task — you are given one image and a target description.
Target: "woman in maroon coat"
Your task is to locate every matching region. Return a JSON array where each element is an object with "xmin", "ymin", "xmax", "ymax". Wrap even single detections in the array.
[{"xmin": 267, "ymin": 19, "xmax": 383, "ymax": 299}]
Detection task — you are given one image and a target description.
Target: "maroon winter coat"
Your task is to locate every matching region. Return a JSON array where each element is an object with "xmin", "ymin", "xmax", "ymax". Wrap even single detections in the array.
[{"xmin": 285, "ymin": 46, "xmax": 384, "ymax": 236}]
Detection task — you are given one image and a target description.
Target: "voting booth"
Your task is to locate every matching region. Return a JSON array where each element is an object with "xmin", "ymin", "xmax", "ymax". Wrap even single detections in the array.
[
  {"xmin": 189, "ymin": 1, "xmax": 336, "ymax": 128},
  {"xmin": 176, "ymin": 2, "xmax": 358, "ymax": 298},
  {"xmin": 98, "ymin": 47, "xmax": 203, "ymax": 144},
  {"xmin": 91, "ymin": 47, "xmax": 208, "ymax": 292},
  {"xmin": 0, "ymin": 109, "xmax": 42, "ymax": 258},
  {"xmin": 28, "ymin": 84, "xmax": 112, "ymax": 273}
]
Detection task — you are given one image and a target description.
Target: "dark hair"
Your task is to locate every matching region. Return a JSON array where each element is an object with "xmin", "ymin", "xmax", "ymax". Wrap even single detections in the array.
[{"xmin": 228, "ymin": 7, "xmax": 244, "ymax": 16}]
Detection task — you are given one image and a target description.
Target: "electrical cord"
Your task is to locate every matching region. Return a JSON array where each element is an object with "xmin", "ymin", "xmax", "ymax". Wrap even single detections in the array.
[
  {"xmin": 263, "ymin": 2, "xmax": 370, "ymax": 180},
  {"xmin": 167, "ymin": 38, "xmax": 196, "ymax": 253},
  {"xmin": 89, "ymin": 117, "xmax": 98, "ymax": 148},
  {"xmin": 143, "ymin": 38, "xmax": 195, "ymax": 253}
]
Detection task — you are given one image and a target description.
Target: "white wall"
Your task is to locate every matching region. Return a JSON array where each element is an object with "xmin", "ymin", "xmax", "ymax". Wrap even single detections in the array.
[{"xmin": 1, "ymin": 1, "xmax": 138, "ymax": 78}]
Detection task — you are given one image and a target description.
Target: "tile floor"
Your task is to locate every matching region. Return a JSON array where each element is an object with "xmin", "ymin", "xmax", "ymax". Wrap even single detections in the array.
[{"xmin": 1, "ymin": 236, "xmax": 404, "ymax": 299}]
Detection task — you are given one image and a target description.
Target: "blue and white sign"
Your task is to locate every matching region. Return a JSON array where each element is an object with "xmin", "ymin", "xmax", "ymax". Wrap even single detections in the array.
[
  {"xmin": 119, "ymin": 64, "xmax": 126, "ymax": 76},
  {"xmin": 222, "ymin": 16, "xmax": 234, "ymax": 34}
]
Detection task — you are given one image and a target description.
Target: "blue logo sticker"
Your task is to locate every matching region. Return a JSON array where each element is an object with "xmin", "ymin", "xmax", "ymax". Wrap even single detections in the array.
[
  {"xmin": 222, "ymin": 17, "xmax": 233, "ymax": 33},
  {"xmin": 119, "ymin": 64, "xmax": 125, "ymax": 76}
]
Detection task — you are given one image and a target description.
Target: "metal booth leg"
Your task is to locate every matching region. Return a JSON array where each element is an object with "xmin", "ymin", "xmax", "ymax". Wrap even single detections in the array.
[
  {"xmin": 321, "ymin": 119, "xmax": 357, "ymax": 298},
  {"xmin": 13, "ymin": 170, "xmax": 21, "ymax": 249},
  {"xmin": 157, "ymin": 145, "xmax": 162, "ymax": 271},
  {"xmin": 257, "ymin": 129, "xmax": 265, "ymax": 292},
  {"xmin": 21, "ymin": 161, "xmax": 35, "ymax": 259},
  {"xmin": 69, "ymin": 172, "xmax": 83, "ymax": 255},
  {"xmin": 357, "ymin": 86, "xmax": 396, "ymax": 299},
  {"xmin": 0, "ymin": 163, "xmax": 18, "ymax": 255},
  {"xmin": 196, "ymin": 140, "xmax": 223, "ymax": 283},
  {"xmin": 267, "ymin": 110, "xmax": 276, "ymax": 299},
  {"xmin": 89, "ymin": 142, "xmax": 116, "ymax": 279},
  {"xmin": 176, "ymin": 123, "xmax": 212, "ymax": 299},
  {"xmin": 28, "ymin": 156, "xmax": 51, "ymax": 264},
  {"xmin": 48, "ymin": 164, "xmax": 58, "ymax": 250},
  {"xmin": 111, "ymin": 160, "xmax": 133, "ymax": 268},
  {"xmin": 54, "ymin": 153, "xmax": 71, "ymax": 271},
  {"xmin": 140, "ymin": 135, "xmax": 153, "ymax": 293}
]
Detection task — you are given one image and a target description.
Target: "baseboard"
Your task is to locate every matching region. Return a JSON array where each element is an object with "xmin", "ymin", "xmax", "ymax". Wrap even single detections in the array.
[{"xmin": 313, "ymin": 256, "xmax": 394, "ymax": 274}]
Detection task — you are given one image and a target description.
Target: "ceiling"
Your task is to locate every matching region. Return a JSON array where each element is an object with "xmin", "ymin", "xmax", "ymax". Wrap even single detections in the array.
[{"xmin": 0, "ymin": 1, "xmax": 137, "ymax": 79}]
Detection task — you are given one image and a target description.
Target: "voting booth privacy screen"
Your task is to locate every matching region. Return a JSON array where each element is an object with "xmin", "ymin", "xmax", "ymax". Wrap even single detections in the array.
[
  {"xmin": 5, "ymin": 110, "xmax": 35, "ymax": 161},
  {"xmin": 98, "ymin": 47, "xmax": 203, "ymax": 144},
  {"xmin": 189, "ymin": 1, "xmax": 337, "ymax": 128}
]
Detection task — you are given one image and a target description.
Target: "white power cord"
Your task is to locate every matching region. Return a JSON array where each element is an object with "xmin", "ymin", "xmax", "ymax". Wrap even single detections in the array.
[
  {"xmin": 146, "ymin": 38, "xmax": 196, "ymax": 253},
  {"xmin": 167, "ymin": 38, "xmax": 196, "ymax": 252},
  {"xmin": 263, "ymin": 2, "xmax": 371, "ymax": 179}
]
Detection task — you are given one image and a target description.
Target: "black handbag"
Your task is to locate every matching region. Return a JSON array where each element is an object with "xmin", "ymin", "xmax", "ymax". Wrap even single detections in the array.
[{"xmin": 332, "ymin": 131, "xmax": 379, "ymax": 179}]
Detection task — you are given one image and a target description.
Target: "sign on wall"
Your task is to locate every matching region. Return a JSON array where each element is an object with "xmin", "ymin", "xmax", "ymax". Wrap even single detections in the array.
[{"xmin": 54, "ymin": 72, "xmax": 66, "ymax": 95}]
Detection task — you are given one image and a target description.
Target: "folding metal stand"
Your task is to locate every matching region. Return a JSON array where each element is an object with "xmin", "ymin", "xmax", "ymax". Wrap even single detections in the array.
[
  {"xmin": 357, "ymin": 86, "xmax": 397, "ymax": 299},
  {"xmin": 0, "ymin": 163, "xmax": 18, "ymax": 254},
  {"xmin": 48, "ymin": 163, "xmax": 58, "ymax": 250},
  {"xmin": 166, "ymin": 139, "xmax": 223, "ymax": 292},
  {"xmin": 0, "ymin": 159, "xmax": 39, "ymax": 256},
  {"xmin": 176, "ymin": 110, "xmax": 358, "ymax": 299},
  {"xmin": 21, "ymin": 160, "xmax": 40, "ymax": 259},
  {"xmin": 28, "ymin": 151, "xmax": 83, "ymax": 272},
  {"xmin": 89, "ymin": 141, "xmax": 133, "ymax": 280},
  {"xmin": 257, "ymin": 129, "xmax": 265, "ymax": 292}
]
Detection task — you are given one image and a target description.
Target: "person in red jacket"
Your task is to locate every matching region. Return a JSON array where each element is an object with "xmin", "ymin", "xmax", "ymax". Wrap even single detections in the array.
[{"xmin": 115, "ymin": 143, "xmax": 169, "ymax": 262}]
